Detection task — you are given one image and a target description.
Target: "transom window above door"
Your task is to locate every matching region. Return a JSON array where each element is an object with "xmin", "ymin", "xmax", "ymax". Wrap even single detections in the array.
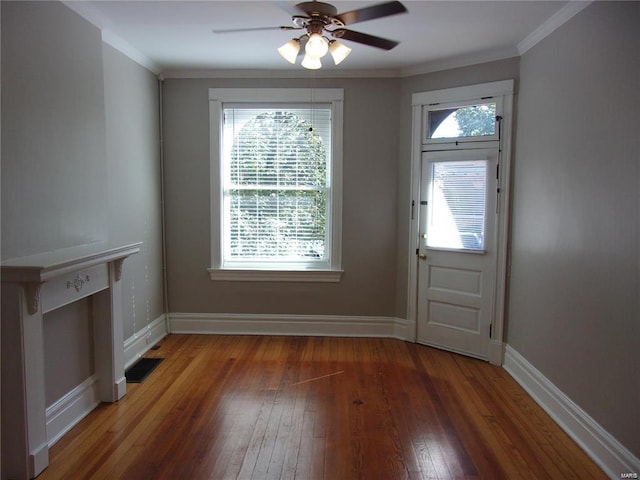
[
  {"xmin": 428, "ymin": 102, "xmax": 497, "ymax": 139},
  {"xmin": 422, "ymin": 98, "xmax": 502, "ymax": 146}
]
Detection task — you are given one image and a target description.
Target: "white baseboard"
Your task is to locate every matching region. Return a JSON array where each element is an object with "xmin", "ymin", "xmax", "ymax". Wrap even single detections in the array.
[
  {"xmin": 503, "ymin": 345, "xmax": 640, "ymax": 479},
  {"xmin": 46, "ymin": 375, "xmax": 100, "ymax": 447},
  {"xmin": 124, "ymin": 314, "xmax": 169, "ymax": 369},
  {"xmin": 169, "ymin": 312, "xmax": 412, "ymax": 340},
  {"xmin": 45, "ymin": 315, "xmax": 169, "ymax": 447}
]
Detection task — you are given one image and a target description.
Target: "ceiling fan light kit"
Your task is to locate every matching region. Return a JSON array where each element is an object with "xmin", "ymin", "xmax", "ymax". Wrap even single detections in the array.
[
  {"xmin": 301, "ymin": 53, "xmax": 323, "ymax": 69},
  {"xmin": 272, "ymin": 0, "xmax": 407, "ymax": 69},
  {"xmin": 277, "ymin": 38, "xmax": 302, "ymax": 64},
  {"xmin": 279, "ymin": 35, "xmax": 351, "ymax": 69},
  {"xmin": 328, "ymin": 40, "xmax": 351, "ymax": 65},
  {"xmin": 306, "ymin": 32, "xmax": 329, "ymax": 57}
]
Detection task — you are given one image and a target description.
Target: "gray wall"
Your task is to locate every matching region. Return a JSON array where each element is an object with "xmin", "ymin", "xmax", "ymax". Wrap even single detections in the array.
[
  {"xmin": 507, "ymin": 2, "xmax": 640, "ymax": 458},
  {"xmin": 1, "ymin": 1, "xmax": 108, "ymax": 256},
  {"xmin": 103, "ymin": 44, "xmax": 165, "ymax": 339},
  {"xmin": 162, "ymin": 77, "xmax": 400, "ymax": 316},
  {"xmin": 1, "ymin": 1, "xmax": 164, "ymax": 405}
]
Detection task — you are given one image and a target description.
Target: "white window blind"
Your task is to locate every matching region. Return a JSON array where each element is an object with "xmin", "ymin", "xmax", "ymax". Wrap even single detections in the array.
[
  {"xmin": 222, "ymin": 105, "xmax": 332, "ymax": 267},
  {"xmin": 427, "ymin": 160, "xmax": 487, "ymax": 251}
]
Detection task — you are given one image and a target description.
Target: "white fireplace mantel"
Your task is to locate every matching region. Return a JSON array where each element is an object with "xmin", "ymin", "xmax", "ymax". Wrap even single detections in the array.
[{"xmin": 1, "ymin": 242, "xmax": 141, "ymax": 480}]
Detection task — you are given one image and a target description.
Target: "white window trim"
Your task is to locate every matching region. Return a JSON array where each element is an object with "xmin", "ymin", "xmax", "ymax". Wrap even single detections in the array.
[
  {"xmin": 416, "ymin": 81, "xmax": 512, "ymax": 154},
  {"xmin": 208, "ymin": 88, "xmax": 344, "ymax": 282}
]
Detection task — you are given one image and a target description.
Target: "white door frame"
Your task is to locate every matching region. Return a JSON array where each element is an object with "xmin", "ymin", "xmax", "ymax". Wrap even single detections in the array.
[{"xmin": 406, "ymin": 80, "xmax": 514, "ymax": 365}]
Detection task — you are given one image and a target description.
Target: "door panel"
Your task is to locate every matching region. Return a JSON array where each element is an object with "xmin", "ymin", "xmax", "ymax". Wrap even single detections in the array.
[
  {"xmin": 429, "ymin": 265, "xmax": 481, "ymax": 295},
  {"xmin": 417, "ymin": 149, "xmax": 497, "ymax": 359}
]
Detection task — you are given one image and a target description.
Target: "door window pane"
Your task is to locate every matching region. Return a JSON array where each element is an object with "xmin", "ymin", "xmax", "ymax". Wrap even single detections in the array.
[{"xmin": 427, "ymin": 160, "xmax": 487, "ymax": 251}]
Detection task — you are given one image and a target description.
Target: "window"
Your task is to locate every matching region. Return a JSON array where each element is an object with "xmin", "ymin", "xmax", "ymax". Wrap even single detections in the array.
[
  {"xmin": 208, "ymin": 89, "xmax": 343, "ymax": 281},
  {"xmin": 428, "ymin": 102, "xmax": 497, "ymax": 139},
  {"xmin": 223, "ymin": 107, "xmax": 329, "ymax": 263},
  {"xmin": 423, "ymin": 98, "xmax": 501, "ymax": 146}
]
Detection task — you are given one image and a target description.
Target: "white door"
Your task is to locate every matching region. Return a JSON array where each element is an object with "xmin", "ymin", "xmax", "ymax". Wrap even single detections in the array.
[{"xmin": 417, "ymin": 149, "xmax": 498, "ymax": 360}]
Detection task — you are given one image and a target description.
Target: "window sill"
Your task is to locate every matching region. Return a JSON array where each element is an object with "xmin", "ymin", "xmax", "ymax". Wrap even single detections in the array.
[{"xmin": 207, "ymin": 268, "xmax": 343, "ymax": 283}]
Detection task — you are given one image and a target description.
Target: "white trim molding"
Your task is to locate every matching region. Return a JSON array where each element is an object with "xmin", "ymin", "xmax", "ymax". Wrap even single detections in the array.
[
  {"xmin": 208, "ymin": 88, "xmax": 344, "ymax": 281},
  {"xmin": 163, "ymin": 68, "xmax": 402, "ymax": 79},
  {"xmin": 123, "ymin": 314, "xmax": 170, "ymax": 369},
  {"xmin": 504, "ymin": 345, "xmax": 640, "ymax": 479},
  {"xmin": 101, "ymin": 30, "xmax": 161, "ymax": 74},
  {"xmin": 207, "ymin": 268, "xmax": 343, "ymax": 283},
  {"xmin": 62, "ymin": 1, "xmax": 161, "ymax": 74},
  {"xmin": 401, "ymin": 46, "xmax": 518, "ymax": 78},
  {"xmin": 169, "ymin": 313, "xmax": 412, "ymax": 341},
  {"xmin": 46, "ymin": 376, "xmax": 100, "ymax": 448},
  {"xmin": 517, "ymin": 1, "xmax": 593, "ymax": 55}
]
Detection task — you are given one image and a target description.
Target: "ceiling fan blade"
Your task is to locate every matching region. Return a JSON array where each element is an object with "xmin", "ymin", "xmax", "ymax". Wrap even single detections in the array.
[
  {"xmin": 336, "ymin": 1, "xmax": 407, "ymax": 26},
  {"xmin": 212, "ymin": 25, "xmax": 299, "ymax": 34},
  {"xmin": 332, "ymin": 28, "xmax": 399, "ymax": 50}
]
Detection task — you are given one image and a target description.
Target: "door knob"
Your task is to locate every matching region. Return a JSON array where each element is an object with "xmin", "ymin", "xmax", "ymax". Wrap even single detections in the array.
[{"xmin": 418, "ymin": 253, "xmax": 427, "ymax": 260}]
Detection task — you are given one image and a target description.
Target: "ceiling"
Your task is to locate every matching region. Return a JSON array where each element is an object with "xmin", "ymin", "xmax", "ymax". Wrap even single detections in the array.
[{"xmin": 66, "ymin": 0, "xmax": 576, "ymax": 76}]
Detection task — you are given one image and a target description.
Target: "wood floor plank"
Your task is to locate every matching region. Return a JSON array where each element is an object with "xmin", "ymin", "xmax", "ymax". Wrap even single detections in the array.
[{"xmin": 39, "ymin": 335, "xmax": 608, "ymax": 480}]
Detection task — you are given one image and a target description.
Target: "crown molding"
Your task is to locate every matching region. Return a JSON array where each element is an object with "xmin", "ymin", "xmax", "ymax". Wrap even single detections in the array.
[
  {"xmin": 160, "ymin": 48, "xmax": 521, "ymax": 80},
  {"xmin": 61, "ymin": 0, "xmax": 109, "ymax": 30},
  {"xmin": 62, "ymin": 1, "xmax": 161, "ymax": 75},
  {"xmin": 160, "ymin": 67, "xmax": 402, "ymax": 79},
  {"xmin": 162, "ymin": 45, "xmax": 520, "ymax": 80},
  {"xmin": 400, "ymin": 46, "xmax": 519, "ymax": 78},
  {"xmin": 517, "ymin": 1, "xmax": 593, "ymax": 55},
  {"xmin": 101, "ymin": 30, "xmax": 161, "ymax": 74}
]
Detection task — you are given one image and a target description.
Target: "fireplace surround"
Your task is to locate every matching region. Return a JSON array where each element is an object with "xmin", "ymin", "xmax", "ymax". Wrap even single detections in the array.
[{"xmin": 1, "ymin": 242, "xmax": 141, "ymax": 479}]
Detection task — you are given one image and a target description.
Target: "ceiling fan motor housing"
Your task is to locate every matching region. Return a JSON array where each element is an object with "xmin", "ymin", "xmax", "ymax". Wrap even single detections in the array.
[
  {"xmin": 296, "ymin": 1, "xmax": 338, "ymax": 17},
  {"xmin": 294, "ymin": 1, "xmax": 346, "ymax": 30}
]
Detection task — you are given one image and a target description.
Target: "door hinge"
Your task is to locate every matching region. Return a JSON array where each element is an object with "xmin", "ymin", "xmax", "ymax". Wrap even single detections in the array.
[{"xmin": 489, "ymin": 324, "xmax": 493, "ymax": 338}]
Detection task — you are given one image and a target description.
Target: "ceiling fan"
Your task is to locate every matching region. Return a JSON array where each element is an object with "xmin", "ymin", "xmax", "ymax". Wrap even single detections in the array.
[{"xmin": 212, "ymin": 1, "xmax": 408, "ymax": 69}]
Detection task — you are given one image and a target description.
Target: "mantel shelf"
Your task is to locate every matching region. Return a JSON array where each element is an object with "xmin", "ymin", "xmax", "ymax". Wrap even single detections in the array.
[{"xmin": 1, "ymin": 241, "xmax": 142, "ymax": 283}]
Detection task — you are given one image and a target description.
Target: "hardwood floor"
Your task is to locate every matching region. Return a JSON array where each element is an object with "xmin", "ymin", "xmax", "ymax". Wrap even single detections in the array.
[{"xmin": 39, "ymin": 335, "xmax": 606, "ymax": 479}]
